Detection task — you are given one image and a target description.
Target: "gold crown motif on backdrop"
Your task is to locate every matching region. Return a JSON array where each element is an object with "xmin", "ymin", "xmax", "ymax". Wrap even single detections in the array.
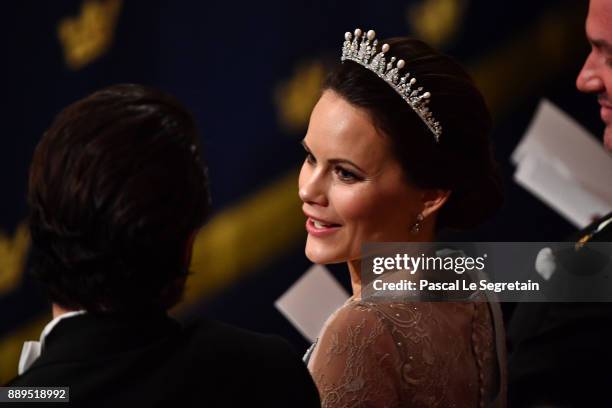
[{"xmin": 341, "ymin": 28, "xmax": 442, "ymax": 142}]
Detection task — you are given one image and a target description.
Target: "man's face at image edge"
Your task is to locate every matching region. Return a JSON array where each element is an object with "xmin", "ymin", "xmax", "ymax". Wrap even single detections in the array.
[{"xmin": 577, "ymin": 0, "xmax": 612, "ymax": 150}]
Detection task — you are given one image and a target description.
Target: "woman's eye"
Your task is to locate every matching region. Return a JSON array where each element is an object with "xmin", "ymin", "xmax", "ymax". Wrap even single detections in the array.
[
  {"xmin": 305, "ymin": 152, "xmax": 316, "ymax": 164},
  {"xmin": 335, "ymin": 166, "xmax": 360, "ymax": 182}
]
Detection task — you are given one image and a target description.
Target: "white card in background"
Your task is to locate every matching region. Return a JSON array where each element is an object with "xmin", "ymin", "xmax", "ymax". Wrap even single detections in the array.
[
  {"xmin": 275, "ymin": 264, "xmax": 349, "ymax": 342},
  {"xmin": 512, "ymin": 99, "xmax": 612, "ymax": 228},
  {"xmin": 512, "ymin": 100, "xmax": 610, "ymax": 169},
  {"xmin": 514, "ymin": 155, "xmax": 611, "ymax": 227}
]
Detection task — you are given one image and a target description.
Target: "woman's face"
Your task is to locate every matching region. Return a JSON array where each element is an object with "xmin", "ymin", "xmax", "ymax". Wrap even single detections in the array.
[{"xmin": 299, "ymin": 90, "xmax": 424, "ymax": 265}]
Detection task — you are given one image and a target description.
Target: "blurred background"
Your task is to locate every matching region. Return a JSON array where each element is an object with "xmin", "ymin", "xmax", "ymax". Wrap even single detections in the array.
[{"xmin": 0, "ymin": 0, "xmax": 602, "ymax": 383}]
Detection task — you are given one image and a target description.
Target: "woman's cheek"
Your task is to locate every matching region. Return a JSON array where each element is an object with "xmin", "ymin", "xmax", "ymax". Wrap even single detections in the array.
[{"xmin": 331, "ymin": 184, "xmax": 378, "ymax": 222}]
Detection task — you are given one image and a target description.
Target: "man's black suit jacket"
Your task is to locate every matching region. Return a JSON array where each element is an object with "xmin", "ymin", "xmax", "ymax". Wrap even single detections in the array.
[
  {"xmin": 508, "ymin": 213, "xmax": 612, "ymax": 407},
  {"xmin": 5, "ymin": 312, "xmax": 321, "ymax": 408}
]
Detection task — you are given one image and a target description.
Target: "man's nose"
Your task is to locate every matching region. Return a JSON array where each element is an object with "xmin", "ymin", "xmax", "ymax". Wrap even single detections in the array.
[{"xmin": 577, "ymin": 52, "xmax": 605, "ymax": 94}]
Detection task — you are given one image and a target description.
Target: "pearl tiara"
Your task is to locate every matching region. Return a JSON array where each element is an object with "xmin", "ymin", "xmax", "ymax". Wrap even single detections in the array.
[{"xmin": 341, "ymin": 28, "xmax": 442, "ymax": 142}]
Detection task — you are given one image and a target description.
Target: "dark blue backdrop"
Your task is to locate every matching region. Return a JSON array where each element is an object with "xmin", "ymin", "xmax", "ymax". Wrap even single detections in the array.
[{"xmin": 0, "ymin": 0, "xmax": 602, "ymax": 382}]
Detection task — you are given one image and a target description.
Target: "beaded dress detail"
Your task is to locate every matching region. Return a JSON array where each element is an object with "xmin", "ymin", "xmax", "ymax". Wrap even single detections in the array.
[{"xmin": 307, "ymin": 299, "xmax": 506, "ymax": 407}]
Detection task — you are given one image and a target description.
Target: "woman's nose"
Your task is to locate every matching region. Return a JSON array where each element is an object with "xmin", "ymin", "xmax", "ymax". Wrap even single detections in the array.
[{"xmin": 298, "ymin": 167, "xmax": 328, "ymax": 206}]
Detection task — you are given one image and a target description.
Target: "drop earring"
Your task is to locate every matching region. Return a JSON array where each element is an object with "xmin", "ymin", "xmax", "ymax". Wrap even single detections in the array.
[{"xmin": 411, "ymin": 214, "xmax": 424, "ymax": 235}]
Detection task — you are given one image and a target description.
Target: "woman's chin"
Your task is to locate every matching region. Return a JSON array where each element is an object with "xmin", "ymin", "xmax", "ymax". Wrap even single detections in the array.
[
  {"xmin": 305, "ymin": 242, "xmax": 344, "ymax": 265},
  {"xmin": 304, "ymin": 241, "xmax": 358, "ymax": 265}
]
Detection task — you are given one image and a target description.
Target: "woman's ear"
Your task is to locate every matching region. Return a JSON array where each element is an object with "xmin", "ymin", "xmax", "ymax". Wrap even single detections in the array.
[{"xmin": 421, "ymin": 189, "xmax": 451, "ymax": 218}]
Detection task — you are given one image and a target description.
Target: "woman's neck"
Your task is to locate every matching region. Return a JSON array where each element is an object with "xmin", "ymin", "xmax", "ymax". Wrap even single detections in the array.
[
  {"xmin": 346, "ymin": 226, "xmax": 436, "ymax": 300},
  {"xmin": 347, "ymin": 259, "xmax": 362, "ymax": 299}
]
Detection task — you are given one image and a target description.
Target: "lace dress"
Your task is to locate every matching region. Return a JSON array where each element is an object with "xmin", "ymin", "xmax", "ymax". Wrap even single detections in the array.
[{"xmin": 306, "ymin": 299, "xmax": 506, "ymax": 408}]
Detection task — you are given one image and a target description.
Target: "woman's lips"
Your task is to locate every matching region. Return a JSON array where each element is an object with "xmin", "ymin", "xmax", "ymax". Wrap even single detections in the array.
[{"xmin": 305, "ymin": 217, "xmax": 341, "ymax": 237}]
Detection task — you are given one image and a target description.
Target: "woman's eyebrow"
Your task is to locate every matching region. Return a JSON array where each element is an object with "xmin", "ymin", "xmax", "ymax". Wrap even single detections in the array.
[
  {"xmin": 328, "ymin": 158, "xmax": 365, "ymax": 173},
  {"xmin": 301, "ymin": 140, "xmax": 366, "ymax": 173}
]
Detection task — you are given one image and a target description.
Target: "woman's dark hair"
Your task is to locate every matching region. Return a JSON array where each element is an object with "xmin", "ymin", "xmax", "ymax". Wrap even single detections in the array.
[
  {"xmin": 325, "ymin": 38, "xmax": 502, "ymax": 230},
  {"xmin": 28, "ymin": 84, "xmax": 210, "ymax": 313}
]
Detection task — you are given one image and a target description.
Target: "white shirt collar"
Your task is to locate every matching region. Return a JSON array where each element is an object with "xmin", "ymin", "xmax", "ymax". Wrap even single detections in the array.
[{"xmin": 18, "ymin": 310, "xmax": 86, "ymax": 375}]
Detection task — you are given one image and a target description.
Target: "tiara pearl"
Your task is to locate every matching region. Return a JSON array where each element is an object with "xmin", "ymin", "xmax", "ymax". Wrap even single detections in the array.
[{"xmin": 341, "ymin": 28, "xmax": 442, "ymax": 142}]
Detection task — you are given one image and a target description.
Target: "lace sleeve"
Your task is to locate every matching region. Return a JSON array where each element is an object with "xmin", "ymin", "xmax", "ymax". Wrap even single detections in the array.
[{"xmin": 307, "ymin": 302, "xmax": 402, "ymax": 408}]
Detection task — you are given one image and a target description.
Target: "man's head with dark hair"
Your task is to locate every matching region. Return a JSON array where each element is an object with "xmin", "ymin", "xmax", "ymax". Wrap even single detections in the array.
[{"xmin": 28, "ymin": 84, "xmax": 210, "ymax": 313}]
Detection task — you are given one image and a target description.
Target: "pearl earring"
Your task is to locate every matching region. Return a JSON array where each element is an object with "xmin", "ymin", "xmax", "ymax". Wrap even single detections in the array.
[{"xmin": 411, "ymin": 214, "xmax": 424, "ymax": 235}]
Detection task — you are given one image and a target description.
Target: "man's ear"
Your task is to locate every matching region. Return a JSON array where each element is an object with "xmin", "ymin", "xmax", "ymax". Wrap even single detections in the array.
[{"xmin": 421, "ymin": 189, "xmax": 451, "ymax": 218}]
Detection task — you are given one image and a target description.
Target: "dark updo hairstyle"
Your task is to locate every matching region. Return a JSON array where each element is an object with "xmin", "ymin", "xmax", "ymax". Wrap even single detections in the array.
[
  {"xmin": 28, "ymin": 84, "xmax": 210, "ymax": 313},
  {"xmin": 325, "ymin": 37, "xmax": 502, "ymax": 230}
]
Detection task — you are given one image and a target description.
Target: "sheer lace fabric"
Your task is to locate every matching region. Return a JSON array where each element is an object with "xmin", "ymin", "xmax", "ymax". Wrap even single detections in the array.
[{"xmin": 307, "ymin": 300, "xmax": 502, "ymax": 408}]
